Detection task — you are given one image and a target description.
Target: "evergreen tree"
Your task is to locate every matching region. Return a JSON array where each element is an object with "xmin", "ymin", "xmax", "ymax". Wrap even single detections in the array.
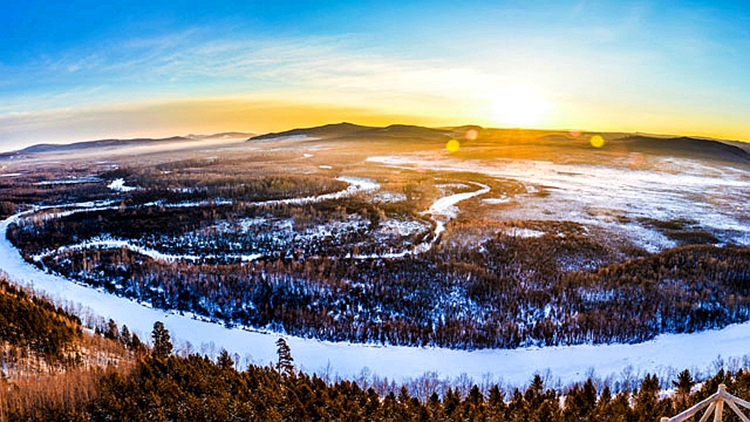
[
  {"xmin": 131, "ymin": 332, "xmax": 143, "ymax": 352},
  {"xmin": 673, "ymin": 369, "xmax": 696, "ymax": 404},
  {"xmin": 634, "ymin": 374, "xmax": 671, "ymax": 422},
  {"xmin": 120, "ymin": 325, "xmax": 131, "ymax": 348},
  {"xmin": 275, "ymin": 337, "xmax": 294, "ymax": 376},
  {"xmin": 563, "ymin": 379, "xmax": 597, "ymax": 422},
  {"xmin": 488, "ymin": 385, "xmax": 506, "ymax": 410},
  {"xmin": 151, "ymin": 321, "xmax": 172, "ymax": 359},
  {"xmin": 217, "ymin": 349, "xmax": 234, "ymax": 370},
  {"xmin": 443, "ymin": 387, "xmax": 460, "ymax": 417},
  {"xmin": 105, "ymin": 319, "xmax": 119, "ymax": 340}
]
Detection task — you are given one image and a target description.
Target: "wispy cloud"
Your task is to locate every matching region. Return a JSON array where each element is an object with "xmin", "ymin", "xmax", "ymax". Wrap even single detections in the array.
[
  {"xmin": 0, "ymin": 31, "xmax": 523, "ymax": 122},
  {"xmin": 2, "ymin": 4, "xmax": 749, "ymax": 148}
]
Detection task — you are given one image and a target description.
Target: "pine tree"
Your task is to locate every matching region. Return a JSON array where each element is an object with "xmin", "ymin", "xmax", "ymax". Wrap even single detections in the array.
[
  {"xmin": 120, "ymin": 325, "xmax": 131, "ymax": 348},
  {"xmin": 105, "ymin": 319, "xmax": 119, "ymax": 341},
  {"xmin": 131, "ymin": 332, "xmax": 143, "ymax": 353},
  {"xmin": 275, "ymin": 337, "xmax": 294, "ymax": 376},
  {"xmin": 673, "ymin": 369, "xmax": 696, "ymax": 404},
  {"xmin": 217, "ymin": 349, "xmax": 234, "ymax": 370},
  {"xmin": 151, "ymin": 321, "xmax": 172, "ymax": 359},
  {"xmin": 634, "ymin": 374, "xmax": 670, "ymax": 422}
]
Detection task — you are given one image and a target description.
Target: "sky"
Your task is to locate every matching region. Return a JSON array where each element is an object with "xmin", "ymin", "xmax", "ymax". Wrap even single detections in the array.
[{"xmin": 1, "ymin": 0, "xmax": 749, "ymax": 150}]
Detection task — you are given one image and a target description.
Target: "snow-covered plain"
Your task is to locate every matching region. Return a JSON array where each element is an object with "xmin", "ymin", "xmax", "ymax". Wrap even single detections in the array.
[{"xmin": 367, "ymin": 154, "xmax": 750, "ymax": 252}]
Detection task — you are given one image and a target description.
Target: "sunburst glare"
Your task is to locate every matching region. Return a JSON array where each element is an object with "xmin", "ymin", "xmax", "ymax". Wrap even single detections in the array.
[{"xmin": 491, "ymin": 85, "xmax": 551, "ymax": 127}]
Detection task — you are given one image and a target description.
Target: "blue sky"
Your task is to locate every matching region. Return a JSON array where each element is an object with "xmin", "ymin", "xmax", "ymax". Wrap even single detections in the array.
[{"xmin": 1, "ymin": 1, "xmax": 749, "ymax": 149}]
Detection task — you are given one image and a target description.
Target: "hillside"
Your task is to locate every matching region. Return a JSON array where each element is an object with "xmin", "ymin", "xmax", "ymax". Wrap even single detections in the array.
[
  {"xmin": 0, "ymin": 278, "xmax": 81, "ymax": 366},
  {"xmin": 0, "ymin": 277, "xmax": 135, "ymax": 421},
  {"xmin": 248, "ymin": 122, "xmax": 374, "ymax": 140},
  {"xmin": 2, "ymin": 293, "xmax": 750, "ymax": 421},
  {"xmin": 248, "ymin": 123, "xmax": 750, "ymax": 164},
  {"xmin": 618, "ymin": 135, "xmax": 750, "ymax": 163},
  {"xmin": 1, "ymin": 132, "xmax": 254, "ymax": 156}
]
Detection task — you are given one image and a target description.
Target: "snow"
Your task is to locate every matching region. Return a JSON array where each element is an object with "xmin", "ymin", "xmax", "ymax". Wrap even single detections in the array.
[
  {"xmin": 258, "ymin": 135, "xmax": 319, "ymax": 142},
  {"xmin": 501, "ymin": 227, "xmax": 546, "ymax": 238},
  {"xmin": 107, "ymin": 178, "xmax": 137, "ymax": 192},
  {"xmin": 436, "ymin": 183, "xmax": 470, "ymax": 190},
  {"xmin": 3, "ymin": 166, "xmax": 750, "ymax": 387},
  {"xmin": 482, "ymin": 196, "xmax": 511, "ymax": 205},
  {"xmin": 367, "ymin": 154, "xmax": 750, "ymax": 250},
  {"xmin": 0, "ymin": 173, "xmax": 23, "ymax": 177},
  {"xmin": 3, "ymin": 208, "xmax": 750, "ymax": 387},
  {"xmin": 376, "ymin": 219, "xmax": 430, "ymax": 238},
  {"xmin": 33, "ymin": 237, "xmax": 263, "ymax": 263},
  {"xmin": 373, "ymin": 191, "xmax": 407, "ymax": 203},
  {"xmin": 319, "ymin": 165, "xmax": 333, "ymax": 169},
  {"xmin": 35, "ymin": 176, "xmax": 102, "ymax": 185},
  {"xmin": 423, "ymin": 182, "xmax": 490, "ymax": 237}
]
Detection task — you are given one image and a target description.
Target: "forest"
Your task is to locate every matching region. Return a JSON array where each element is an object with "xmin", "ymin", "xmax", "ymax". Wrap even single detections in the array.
[
  {"xmin": 3, "ymin": 289, "xmax": 750, "ymax": 422},
  {"xmin": 5, "ymin": 159, "xmax": 750, "ymax": 350},
  {"xmin": 2, "ymin": 143, "xmax": 749, "ymax": 345},
  {"xmin": 9, "ymin": 200, "xmax": 750, "ymax": 349}
]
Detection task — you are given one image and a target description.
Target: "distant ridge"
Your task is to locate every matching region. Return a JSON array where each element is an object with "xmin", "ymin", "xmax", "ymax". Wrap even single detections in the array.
[
  {"xmin": 248, "ymin": 122, "xmax": 457, "ymax": 143},
  {"xmin": 619, "ymin": 135, "xmax": 750, "ymax": 163},
  {"xmin": 248, "ymin": 122, "xmax": 373, "ymax": 141},
  {"xmin": 353, "ymin": 124, "xmax": 450, "ymax": 139},
  {"xmin": 248, "ymin": 122, "xmax": 750, "ymax": 164},
  {"xmin": 19, "ymin": 136, "xmax": 191, "ymax": 154},
  {"xmin": 5, "ymin": 132, "xmax": 254, "ymax": 155}
]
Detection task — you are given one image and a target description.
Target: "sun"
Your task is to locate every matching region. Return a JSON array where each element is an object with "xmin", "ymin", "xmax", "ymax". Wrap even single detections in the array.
[{"xmin": 491, "ymin": 85, "xmax": 551, "ymax": 127}]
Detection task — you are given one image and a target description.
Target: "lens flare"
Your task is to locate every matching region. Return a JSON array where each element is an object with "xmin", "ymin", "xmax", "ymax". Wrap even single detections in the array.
[
  {"xmin": 446, "ymin": 139, "xmax": 460, "ymax": 152},
  {"xmin": 589, "ymin": 135, "xmax": 605, "ymax": 148},
  {"xmin": 465, "ymin": 129, "xmax": 478, "ymax": 141},
  {"xmin": 569, "ymin": 129, "xmax": 582, "ymax": 138}
]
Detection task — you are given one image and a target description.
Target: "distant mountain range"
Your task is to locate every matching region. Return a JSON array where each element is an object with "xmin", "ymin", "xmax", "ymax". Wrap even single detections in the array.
[
  {"xmin": 248, "ymin": 122, "xmax": 449, "ymax": 141},
  {"xmin": 248, "ymin": 122, "xmax": 750, "ymax": 164},
  {"xmin": 4, "ymin": 123, "xmax": 748, "ymax": 164},
  {"xmin": 2, "ymin": 132, "xmax": 254, "ymax": 156}
]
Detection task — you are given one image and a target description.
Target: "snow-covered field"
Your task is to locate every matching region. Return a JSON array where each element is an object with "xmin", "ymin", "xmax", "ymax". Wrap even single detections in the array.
[{"xmin": 367, "ymin": 154, "xmax": 750, "ymax": 252}]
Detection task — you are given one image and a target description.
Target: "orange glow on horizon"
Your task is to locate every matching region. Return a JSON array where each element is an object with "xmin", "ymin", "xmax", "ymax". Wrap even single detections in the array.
[{"xmin": 4, "ymin": 94, "xmax": 748, "ymax": 151}]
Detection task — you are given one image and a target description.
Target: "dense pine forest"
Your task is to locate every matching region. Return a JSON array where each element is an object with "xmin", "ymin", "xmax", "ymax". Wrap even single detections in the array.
[
  {"xmin": 3, "ymin": 281, "xmax": 750, "ymax": 422},
  {"xmin": 10, "ymin": 201, "xmax": 750, "ymax": 349},
  {"xmin": 3, "ymin": 156, "xmax": 750, "ymax": 351}
]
